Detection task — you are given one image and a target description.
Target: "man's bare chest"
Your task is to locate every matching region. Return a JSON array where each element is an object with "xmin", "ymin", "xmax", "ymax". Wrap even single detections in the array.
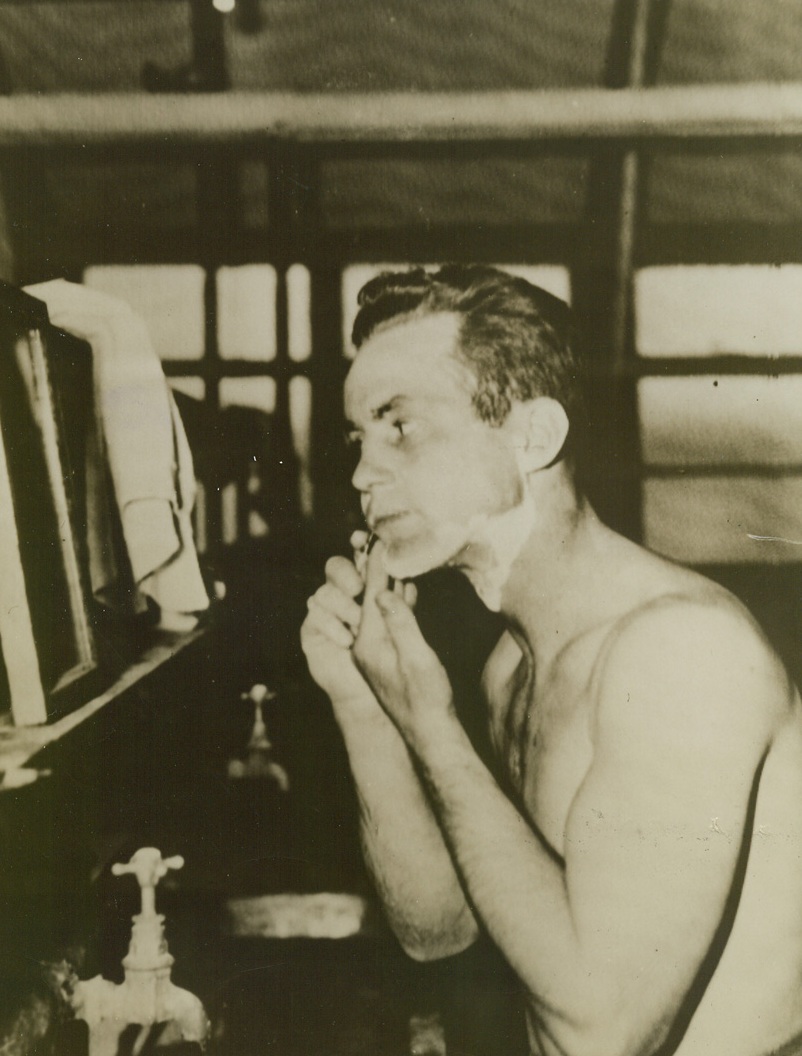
[{"xmin": 487, "ymin": 639, "xmax": 601, "ymax": 857}]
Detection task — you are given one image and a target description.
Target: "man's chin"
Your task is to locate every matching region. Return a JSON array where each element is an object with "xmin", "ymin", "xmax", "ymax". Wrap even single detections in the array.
[
  {"xmin": 381, "ymin": 532, "xmax": 467, "ymax": 581},
  {"xmin": 383, "ymin": 553, "xmax": 434, "ymax": 581}
]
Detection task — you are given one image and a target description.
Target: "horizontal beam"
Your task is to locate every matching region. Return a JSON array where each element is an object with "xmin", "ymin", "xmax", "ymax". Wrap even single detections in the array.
[
  {"xmin": 635, "ymin": 355, "xmax": 802, "ymax": 376},
  {"xmin": 16, "ymin": 222, "xmax": 802, "ymax": 278},
  {"xmin": 1, "ymin": 84, "xmax": 802, "ymax": 149}
]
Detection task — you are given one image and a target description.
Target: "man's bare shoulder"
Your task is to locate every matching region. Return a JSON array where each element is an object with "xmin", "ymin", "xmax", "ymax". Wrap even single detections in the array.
[{"xmin": 592, "ymin": 583, "xmax": 796, "ymax": 751}]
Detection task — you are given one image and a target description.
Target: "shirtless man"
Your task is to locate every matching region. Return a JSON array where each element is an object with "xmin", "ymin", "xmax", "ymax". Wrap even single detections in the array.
[{"xmin": 300, "ymin": 265, "xmax": 802, "ymax": 1056}]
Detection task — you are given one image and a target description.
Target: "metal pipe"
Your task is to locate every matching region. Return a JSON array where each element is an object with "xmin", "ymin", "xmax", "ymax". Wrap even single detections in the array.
[{"xmin": 0, "ymin": 84, "xmax": 801, "ymax": 147}]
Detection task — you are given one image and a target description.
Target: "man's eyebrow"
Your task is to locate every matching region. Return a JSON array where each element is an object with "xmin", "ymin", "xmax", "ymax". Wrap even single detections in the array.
[
  {"xmin": 345, "ymin": 395, "xmax": 414, "ymax": 432},
  {"xmin": 371, "ymin": 396, "xmax": 409, "ymax": 421}
]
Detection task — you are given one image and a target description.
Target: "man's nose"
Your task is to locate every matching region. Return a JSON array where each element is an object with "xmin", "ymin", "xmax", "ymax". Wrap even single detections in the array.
[{"xmin": 351, "ymin": 440, "xmax": 392, "ymax": 492}]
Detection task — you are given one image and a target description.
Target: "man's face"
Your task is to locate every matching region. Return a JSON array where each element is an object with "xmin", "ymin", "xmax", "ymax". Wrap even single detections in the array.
[{"xmin": 344, "ymin": 312, "xmax": 525, "ymax": 579}]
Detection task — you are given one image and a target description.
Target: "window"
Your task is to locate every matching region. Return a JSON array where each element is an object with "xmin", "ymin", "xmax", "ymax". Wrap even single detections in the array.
[{"xmin": 636, "ymin": 266, "xmax": 802, "ymax": 564}]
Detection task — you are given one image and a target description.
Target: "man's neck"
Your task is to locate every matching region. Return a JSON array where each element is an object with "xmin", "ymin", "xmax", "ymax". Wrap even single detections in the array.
[{"xmin": 470, "ymin": 482, "xmax": 620, "ymax": 670}]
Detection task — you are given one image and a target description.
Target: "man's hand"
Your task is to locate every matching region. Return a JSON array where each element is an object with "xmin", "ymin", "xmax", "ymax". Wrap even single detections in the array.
[
  {"xmin": 353, "ymin": 543, "xmax": 455, "ymax": 747},
  {"xmin": 300, "ymin": 540, "xmax": 377, "ymax": 711}
]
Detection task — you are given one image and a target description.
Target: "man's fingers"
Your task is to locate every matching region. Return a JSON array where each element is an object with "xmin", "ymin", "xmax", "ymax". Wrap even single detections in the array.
[
  {"xmin": 393, "ymin": 579, "xmax": 418, "ymax": 609},
  {"xmin": 325, "ymin": 555, "xmax": 364, "ymax": 598},
  {"xmin": 363, "ymin": 541, "xmax": 390, "ymax": 604},
  {"xmin": 312, "ymin": 583, "xmax": 362, "ymax": 631},
  {"xmin": 350, "ymin": 529, "xmax": 370, "ymax": 554},
  {"xmin": 303, "ymin": 598, "xmax": 355, "ymax": 649},
  {"xmin": 352, "ymin": 544, "xmax": 396, "ymax": 679},
  {"xmin": 374, "ymin": 590, "xmax": 428, "ymax": 655}
]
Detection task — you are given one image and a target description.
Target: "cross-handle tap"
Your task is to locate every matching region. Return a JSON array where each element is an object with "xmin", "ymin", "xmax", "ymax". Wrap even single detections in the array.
[
  {"xmin": 112, "ymin": 849, "xmax": 184, "ymax": 920},
  {"xmin": 241, "ymin": 683, "xmax": 277, "ymax": 751}
]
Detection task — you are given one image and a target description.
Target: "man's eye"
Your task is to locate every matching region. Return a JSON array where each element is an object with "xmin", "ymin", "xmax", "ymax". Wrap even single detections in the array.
[{"xmin": 392, "ymin": 419, "xmax": 414, "ymax": 441}]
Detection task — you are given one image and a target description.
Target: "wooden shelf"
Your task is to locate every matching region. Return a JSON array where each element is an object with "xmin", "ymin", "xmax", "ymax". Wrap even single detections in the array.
[{"xmin": 0, "ymin": 626, "xmax": 206, "ymax": 778}]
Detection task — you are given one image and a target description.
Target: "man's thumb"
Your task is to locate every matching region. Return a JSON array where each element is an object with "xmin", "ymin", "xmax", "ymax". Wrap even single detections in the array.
[
  {"xmin": 375, "ymin": 590, "xmax": 424, "ymax": 650},
  {"xmin": 363, "ymin": 540, "xmax": 390, "ymax": 603}
]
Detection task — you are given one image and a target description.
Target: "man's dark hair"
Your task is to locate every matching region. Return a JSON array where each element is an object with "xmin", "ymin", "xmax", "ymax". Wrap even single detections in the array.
[{"xmin": 352, "ymin": 265, "xmax": 586, "ymax": 450}]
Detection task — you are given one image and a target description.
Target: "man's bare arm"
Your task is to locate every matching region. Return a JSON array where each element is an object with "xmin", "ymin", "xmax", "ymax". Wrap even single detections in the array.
[
  {"xmin": 333, "ymin": 699, "xmax": 479, "ymax": 958},
  {"xmin": 301, "ymin": 548, "xmax": 478, "ymax": 958},
  {"xmin": 365, "ymin": 593, "xmax": 785, "ymax": 1056}
]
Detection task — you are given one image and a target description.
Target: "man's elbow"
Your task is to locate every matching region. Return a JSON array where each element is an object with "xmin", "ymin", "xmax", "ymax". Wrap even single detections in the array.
[
  {"xmin": 523, "ymin": 970, "xmax": 673, "ymax": 1056},
  {"xmin": 391, "ymin": 907, "xmax": 480, "ymax": 962},
  {"xmin": 537, "ymin": 1006, "xmax": 671, "ymax": 1056},
  {"xmin": 401, "ymin": 930, "xmax": 478, "ymax": 963}
]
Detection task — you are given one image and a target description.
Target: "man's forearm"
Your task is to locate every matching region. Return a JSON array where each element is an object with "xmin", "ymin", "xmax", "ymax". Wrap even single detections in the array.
[
  {"xmin": 332, "ymin": 696, "xmax": 479, "ymax": 959},
  {"xmin": 408, "ymin": 711, "xmax": 611, "ymax": 1040}
]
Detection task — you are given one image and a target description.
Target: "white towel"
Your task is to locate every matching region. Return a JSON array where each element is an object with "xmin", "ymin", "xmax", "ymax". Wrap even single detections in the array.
[{"xmin": 24, "ymin": 279, "xmax": 210, "ymax": 627}]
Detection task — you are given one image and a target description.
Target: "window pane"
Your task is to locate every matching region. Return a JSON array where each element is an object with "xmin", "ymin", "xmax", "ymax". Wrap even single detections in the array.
[
  {"xmin": 290, "ymin": 376, "xmax": 313, "ymax": 517},
  {"xmin": 219, "ymin": 377, "xmax": 276, "ymax": 414},
  {"xmin": 639, "ymin": 376, "xmax": 802, "ymax": 466},
  {"xmin": 217, "ymin": 265, "xmax": 276, "ymax": 361},
  {"xmin": 288, "ymin": 264, "xmax": 312, "ymax": 362},
  {"xmin": 84, "ymin": 264, "xmax": 206, "ymax": 360},
  {"xmin": 193, "ymin": 481, "xmax": 207, "ymax": 555},
  {"xmin": 219, "ymin": 379, "xmax": 276, "ymax": 543},
  {"xmin": 643, "ymin": 476, "xmax": 802, "ymax": 564},
  {"xmin": 635, "ymin": 265, "xmax": 802, "ymax": 358},
  {"xmin": 221, "ymin": 483, "xmax": 239, "ymax": 547},
  {"xmin": 169, "ymin": 377, "xmax": 205, "ymax": 401}
]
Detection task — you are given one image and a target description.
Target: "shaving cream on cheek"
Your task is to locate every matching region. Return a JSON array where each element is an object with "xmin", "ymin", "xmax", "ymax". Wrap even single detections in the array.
[
  {"xmin": 378, "ymin": 454, "xmax": 537, "ymax": 596},
  {"xmin": 459, "ymin": 485, "xmax": 537, "ymax": 612},
  {"xmin": 380, "ymin": 484, "xmax": 537, "ymax": 609},
  {"xmin": 380, "ymin": 519, "xmax": 471, "ymax": 581}
]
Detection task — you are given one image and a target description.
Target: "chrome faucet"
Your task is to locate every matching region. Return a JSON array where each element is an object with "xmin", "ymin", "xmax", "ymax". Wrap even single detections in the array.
[{"xmin": 70, "ymin": 848, "xmax": 210, "ymax": 1055}]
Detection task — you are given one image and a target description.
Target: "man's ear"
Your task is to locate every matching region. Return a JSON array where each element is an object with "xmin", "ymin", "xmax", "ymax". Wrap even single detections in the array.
[{"xmin": 507, "ymin": 397, "xmax": 570, "ymax": 473}]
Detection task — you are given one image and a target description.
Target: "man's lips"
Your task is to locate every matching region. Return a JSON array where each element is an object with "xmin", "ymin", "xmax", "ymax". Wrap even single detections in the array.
[{"xmin": 367, "ymin": 511, "xmax": 409, "ymax": 532}]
